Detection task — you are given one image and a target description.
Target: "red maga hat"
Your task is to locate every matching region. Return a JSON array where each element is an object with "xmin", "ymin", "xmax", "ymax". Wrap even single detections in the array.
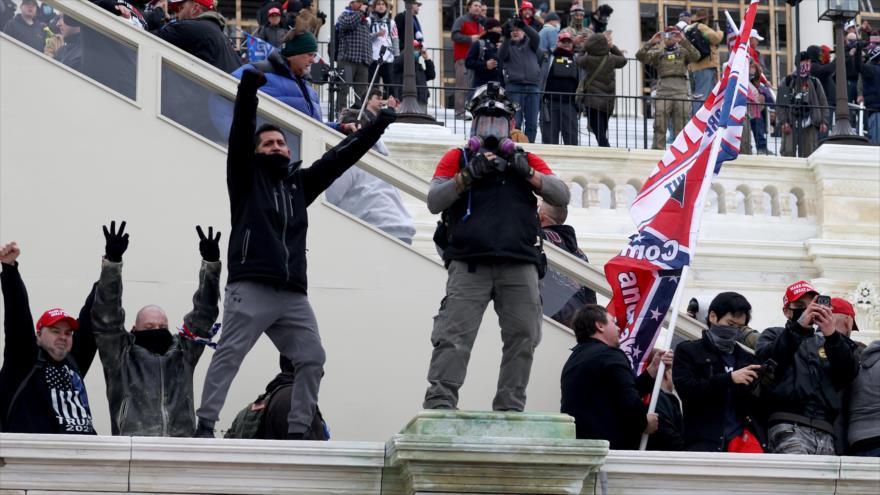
[
  {"xmin": 36, "ymin": 308, "xmax": 79, "ymax": 333},
  {"xmin": 831, "ymin": 298, "xmax": 859, "ymax": 331},
  {"xmin": 783, "ymin": 280, "xmax": 818, "ymax": 307}
]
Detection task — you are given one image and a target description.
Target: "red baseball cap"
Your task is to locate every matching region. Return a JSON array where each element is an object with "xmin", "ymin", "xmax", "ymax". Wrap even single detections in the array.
[
  {"xmin": 558, "ymin": 31, "xmax": 573, "ymax": 41},
  {"xmin": 36, "ymin": 309, "xmax": 79, "ymax": 333},
  {"xmin": 783, "ymin": 280, "xmax": 818, "ymax": 307},
  {"xmin": 268, "ymin": 7, "xmax": 281, "ymax": 15},
  {"xmin": 169, "ymin": 0, "xmax": 214, "ymax": 13},
  {"xmin": 831, "ymin": 298, "xmax": 859, "ymax": 331}
]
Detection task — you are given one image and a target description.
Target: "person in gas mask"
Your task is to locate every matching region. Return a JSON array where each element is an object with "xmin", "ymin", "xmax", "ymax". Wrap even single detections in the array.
[
  {"xmin": 756, "ymin": 281, "xmax": 859, "ymax": 454},
  {"xmin": 777, "ymin": 53, "xmax": 828, "ymax": 157},
  {"xmin": 90, "ymin": 221, "xmax": 222, "ymax": 437},
  {"xmin": 423, "ymin": 83, "xmax": 570, "ymax": 412}
]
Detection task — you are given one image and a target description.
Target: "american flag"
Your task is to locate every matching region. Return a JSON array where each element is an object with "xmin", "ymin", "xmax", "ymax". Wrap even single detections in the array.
[{"xmin": 44, "ymin": 363, "xmax": 95, "ymax": 434}]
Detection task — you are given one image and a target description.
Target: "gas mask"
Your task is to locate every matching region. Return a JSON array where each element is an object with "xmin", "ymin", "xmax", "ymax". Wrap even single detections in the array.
[{"xmin": 468, "ymin": 115, "xmax": 515, "ymax": 156}]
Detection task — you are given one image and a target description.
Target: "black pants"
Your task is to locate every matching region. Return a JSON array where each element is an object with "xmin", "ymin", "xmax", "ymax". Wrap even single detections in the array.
[
  {"xmin": 586, "ymin": 107, "xmax": 611, "ymax": 147},
  {"xmin": 369, "ymin": 61, "xmax": 396, "ymax": 98},
  {"xmin": 540, "ymin": 98, "xmax": 579, "ymax": 146}
]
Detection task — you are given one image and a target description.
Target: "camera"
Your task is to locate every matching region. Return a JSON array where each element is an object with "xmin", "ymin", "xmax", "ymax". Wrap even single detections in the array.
[
  {"xmin": 816, "ymin": 295, "xmax": 831, "ymax": 307},
  {"xmin": 751, "ymin": 358, "xmax": 777, "ymax": 397}
]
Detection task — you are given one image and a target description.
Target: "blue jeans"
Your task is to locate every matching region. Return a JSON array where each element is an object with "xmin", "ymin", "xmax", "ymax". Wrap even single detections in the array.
[
  {"xmin": 750, "ymin": 116, "xmax": 767, "ymax": 152},
  {"xmin": 506, "ymin": 82, "xmax": 540, "ymax": 143},
  {"xmin": 691, "ymin": 68, "xmax": 716, "ymax": 115},
  {"xmin": 869, "ymin": 111, "xmax": 880, "ymax": 145}
]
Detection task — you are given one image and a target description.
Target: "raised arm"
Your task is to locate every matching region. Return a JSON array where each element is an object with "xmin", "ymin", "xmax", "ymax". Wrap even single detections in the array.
[
  {"xmin": 299, "ymin": 108, "xmax": 397, "ymax": 206},
  {"xmin": 227, "ymin": 69, "xmax": 267, "ymax": 198},
  {"xmin": 178, "ymin": 226, "xmax": 223, "ymax": 365},
  {"xmin": 91, "ymin": 221, "xmax": 134, "ymax": 373},
  {"xmin": 0, "ymin": 242, "xmax": 38, "ymax": 367},
  {"xmin": 71, "ymin": 282, "xmax": 98, "ymax": 376}
]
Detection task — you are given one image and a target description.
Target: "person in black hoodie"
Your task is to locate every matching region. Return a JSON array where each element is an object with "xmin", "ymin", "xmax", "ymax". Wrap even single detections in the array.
[
  {"xmin": 2, "ymin": 0, "xmax": 45, "ymax": 52},
  {"xmin": 194, "ymin": 68, "xmax": 396, "ymax": 439},
  {"xmin": 537, "ymin": 201, "xmax": 596, "ymax": 327},
  {"xmin": 673, "ymin": 292, "xmax": 767, "ymax": 452},
  {"xmin": 158, "ymin": 0, "xmax": 241, "ymax": 73},
  {"xmin": 53, "ymin": 13, "xmax": 83, "ymax": 71},
  {"xmin": 0, "ymin": 241, "xmax": 98, "ymax": 434},
  {"xmin": 560, "ymin": 304, "xmax": 662, "ymax": 449},
  {"xmin": 465, "ymin": 18, "xmax": 503, "ymax": 89}
]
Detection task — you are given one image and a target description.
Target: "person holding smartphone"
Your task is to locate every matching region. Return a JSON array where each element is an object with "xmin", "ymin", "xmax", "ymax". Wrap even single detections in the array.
[{"xmin": 756, "ymin": 281, "xmax": 859, "ymax": 455}]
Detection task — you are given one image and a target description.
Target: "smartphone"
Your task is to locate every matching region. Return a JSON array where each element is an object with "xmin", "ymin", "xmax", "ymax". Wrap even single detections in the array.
[{"xmin": 816, "ymin": 295, "xmax": 832, "ymax": 307}]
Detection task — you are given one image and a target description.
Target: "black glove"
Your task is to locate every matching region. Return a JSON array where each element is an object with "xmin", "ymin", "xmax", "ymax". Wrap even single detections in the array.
[
  {"xmin": 240, "ymin": 68, "xmax": 267, "ymax": 90},
  {"xmin": 502, "ymin": 21, "xmax": 513, "ymax": 38},
  {"xmin": 509, "ymin": 151, "xmax": 534, "ymax": 180},
  {"xmin": 460, "ymin": 153, "xmax": 493, "ymax": 187},
  {"xmin": 196, "ymin": 225, "xmax": 221, "ymax": 262},
  {"xmin": 317, "ymin": 10, "xmax": 327, "ymax": 23},
  {"xmin": 370, "ymin": 108, "xmax": 398, "ymax": 132},
  {"xmin": 103, "ymin": 220, "xmax": 129, "ymax": 263}
]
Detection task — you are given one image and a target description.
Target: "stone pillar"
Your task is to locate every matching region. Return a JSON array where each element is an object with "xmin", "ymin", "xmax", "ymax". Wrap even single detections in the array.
[
  {"xmin": 585, "ymin": 184, "xmax": 603, "ymax": 209},
  {"xmin": 383, "ymin": 411, "xmax": 608, "ymax": 495},
  {"xmin": 809, "ymin": 144, "xmax": 880, "ymax": 242}
]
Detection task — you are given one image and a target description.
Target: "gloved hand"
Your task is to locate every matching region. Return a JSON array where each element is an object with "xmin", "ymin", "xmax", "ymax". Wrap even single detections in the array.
[
  {"xmin": 460, "ymin": 153, "xmax": 493, "ymax": 187},
  {"xmin": 196, "ymin": 225, "xmax": 221, "ymax": 262},
  {"xmin": 371, "ymin": 108, "xmax": 398, "ymax": 132},
  {"xmin": 509, "ymin": 152, "xmax": 534, "ymax": 180},
  {"xmin": 103, "ymin": 220, "xmax": 129, "ymax": 263},
  {"xmin": 240, "ymin": 68, "xmax": 267, "ymax": 90}
]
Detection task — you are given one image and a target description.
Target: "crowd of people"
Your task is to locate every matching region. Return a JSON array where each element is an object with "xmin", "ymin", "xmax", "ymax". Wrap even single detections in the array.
[{"xmin": 1, "ymin": 0, "xmax": 878, "ymax": 459}]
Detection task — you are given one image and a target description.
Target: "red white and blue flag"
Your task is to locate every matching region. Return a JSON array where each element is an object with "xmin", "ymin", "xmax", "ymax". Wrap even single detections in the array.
[{"xmin": 604, "ymin": 1, "xmax": 760, "ymax": 372}]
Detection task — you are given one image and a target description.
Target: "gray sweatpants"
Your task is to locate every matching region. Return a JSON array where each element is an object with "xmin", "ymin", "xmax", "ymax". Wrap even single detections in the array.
[
  {"xmin": 423, "ymin": 260, "xmax": 542, "ymax": 412},
  {"xmin": 197, "ymin": 281, "xmax": 325, "ymax": 434}
]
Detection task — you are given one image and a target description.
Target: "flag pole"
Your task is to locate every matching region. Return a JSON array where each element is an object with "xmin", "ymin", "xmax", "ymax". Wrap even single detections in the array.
[{"xmin": 638, "ymin": 130, "xmax": 727, "ymax": 451}]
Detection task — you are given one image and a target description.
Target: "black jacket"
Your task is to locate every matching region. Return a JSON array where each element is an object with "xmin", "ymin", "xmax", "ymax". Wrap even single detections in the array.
[
  {"xmin": 756, "ymin": 320, "xmax": 858, "ymax": 425},
  {"xmin": 465, "ymin": 37, "xmax": 503, "ymax": 88},
  {"xmin": 0, "ymin": 263, "xmax": 97, "ymax": 434},
  {"xmin": 439, "ymin": 150, "xmax": 544, "ymax": 267},
  {"xmin": 673, "ymin": 334, "xmax": 766, "ymax": 451},
  {"xmin": 155, "ymin": 12, "xmax": 242, "ymax": 73},
  {"xmin": 3, "ymin": 14, "xmax": 44, "ymax": 52},
  {"xmin": 226, "ymin": 75, "xmax": 391, "ymax": 292},
  {"xmin": 55, "ymin": 31, "xmax": 83, "ymax": 71},
  {"xmin": 561, "ymin": 338, "xmax": 654, "ymax": 449},
  {"xmin": 646, "ymin": 390, "xmax": 684, "ymax": 451}
]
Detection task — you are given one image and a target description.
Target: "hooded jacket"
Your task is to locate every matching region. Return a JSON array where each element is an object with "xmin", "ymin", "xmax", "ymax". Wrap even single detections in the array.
[
  {"xmin": 756, "ymin": 320, "xmax": 858, "ymax": 425},
  {"xmin": 225, "ymin": 73, "xmax": 391, "ymax": 292},
  {"xmin": 499, "ymin": 22, "xmax": 541, "ymax": 86},
  {"xmin": 576, "ymin": 34, "xmax": 627, "ymax": 113},
  {"xmin": 2, "ymin": 13, "xmax": 44, "ymax": 52},
  {"xmin": 0, "ymin": 263, "xmax": 97, "ymax": 434},
  {"xmin": 253, "ymin": 22, "xmax": 287, "ymax": 48},
  {"xmin": 155, "ymin": 11, "xmax": 242, "ymax": 73},
  {"xmin": 90, "ymin": 259, "xmax": 220, "ymax": 437},
  {"xmin": 847, "ymin": 340, "xmax": 880, "ymax": 450}
]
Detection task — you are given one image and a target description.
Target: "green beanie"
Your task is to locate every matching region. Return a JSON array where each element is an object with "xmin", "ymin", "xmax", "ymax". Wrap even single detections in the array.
[{"xmin": 280, "ymin": 32, "xmax": 318, "ymax": 57}]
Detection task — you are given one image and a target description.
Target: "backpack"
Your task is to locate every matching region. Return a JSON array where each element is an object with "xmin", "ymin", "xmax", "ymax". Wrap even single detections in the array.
[
  {"xmin": 224, "ymin": 384, "xmax": 329, "ymax": 440},
  {"xmin": 685, "ymin": 25, "xmax": 712, "ymax": 60}
]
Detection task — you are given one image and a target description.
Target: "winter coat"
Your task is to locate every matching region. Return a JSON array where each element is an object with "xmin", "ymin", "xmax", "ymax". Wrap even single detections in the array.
[
  {"xmin": 576, "ymin": 34, "xmax": 627, "ymax": 113},
  {"xmin": 0, "ymin": 263, "xmax": 97, "ymax": 434},
  {"xmin": 225, "ymin": 77, "xmax": 387, "ymax": 292},
  {"xmin": 499, "ymin": 22, "xmax": 541, "ymax": 86},
  {"xmin": 847, "ymin": 341, "xmax": 880, "ymax": 450},
  {"xmin": 451, "ymin": 13, "xmax": 483, "ymax": 61},
  {"xmin": 777, "ymin": 74, "xmax": 829, "ymax": 129},
  {"xmin": 561, "ymin": 338, "xmax": 655, "ymax": 449},
  {"xmin": 337, "ymin": 7, "xmax": 372, "ymax": 65},
  {"xmin": 369, "ymin": 11, "xmax": 398, "ymax": 63},
  {"xmin": 54, "ymin": 31, "xmax": 83, "ymax": 71},
  {"xmin": 756, "ymin": 321, "xmax": 859, "ymax": 425},
  {"xmin": 90, "ymin": 259, "xmax": 220, "ymax": 437},
  {"xmin": 465, "ymin": 37, "xmax": 503, "ymax": 88},
  {"xmin": 860, "ymin": 62, "xmax": 880, "ymax": 111},
  {"xmin": 673, "ymin": 333, "xmax": 767, "ymax": 451},
  {"xmin": 154, "ymin": 11, "xmax": 242, "ymax": 73},
  {"xmin": 391, "ymin": 55, "xmax": 435, "ymax": 104},
  {"xmin": 296, "ymin": 7, "xmax": 324, "ymax": 39},
  {"xmin": 538, "ymin": 23, "xmax": 559, "ymax": 59},
  {"xmin": 234, "ymin": 51, "xmax": 322, "ymax": 121},
  {"xmin": 3, "ymin": 14, "xmax": 44, "ymax": 52},
  {"xmin": 394, "ymin": 12, "xmax": 423, "ymax": 51},
  {"xmin": 647, "ymin": 390, "xmax": 685, "ymax": 451},
  {"xmin": 253, "ymin": 23, "xmax": 287, "ymax": 48}
]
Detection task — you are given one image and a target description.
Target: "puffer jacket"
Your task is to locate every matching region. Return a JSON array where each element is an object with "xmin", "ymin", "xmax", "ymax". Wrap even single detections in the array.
[
  {"xmin": 91, "ymin": 259, "xmax": 221, "ymax": 437},
  {"xmin": 233, "ymin": 51, "xmax": 323, "ymax": 121},
  {"xmin": 756, "ymin": 320, "xmax": 859, "ymax": 425},
  {"xmin": 847, "ymin": 340, "xmax": 880, "ymax": 450},
  {"xmin": 575, "ymin": 34, "xmax": 627, "ymax": 113}
]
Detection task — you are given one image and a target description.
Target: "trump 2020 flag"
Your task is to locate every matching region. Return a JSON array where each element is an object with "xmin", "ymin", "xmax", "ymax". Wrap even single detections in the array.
[{"xmin": 604, "ymin": 1, "xmax": 759, "ymax": 372}]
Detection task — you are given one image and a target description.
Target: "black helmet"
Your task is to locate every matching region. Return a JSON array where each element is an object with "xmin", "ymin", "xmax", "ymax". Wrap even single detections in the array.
[{"xmin": 468, "ymin": 82, "xmax": 517, "ymax": 118}]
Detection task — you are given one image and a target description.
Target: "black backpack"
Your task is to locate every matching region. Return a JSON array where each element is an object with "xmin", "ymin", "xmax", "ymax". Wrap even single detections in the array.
[{"xmin": 685, "ymin": 25, "xmax": 712, "ymax": 60}]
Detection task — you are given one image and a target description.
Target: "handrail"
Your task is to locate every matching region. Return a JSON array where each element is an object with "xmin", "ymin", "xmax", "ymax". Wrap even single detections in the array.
[{"xmin": 42, "ymin": 0, "xmax": 703, "ymax": 341}]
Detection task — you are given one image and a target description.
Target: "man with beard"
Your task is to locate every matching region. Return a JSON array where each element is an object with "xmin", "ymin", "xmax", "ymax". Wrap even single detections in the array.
[
  {"xmin": 756, "ymin": 281, "xmax": 859, "ymax": 454},
  {"xmin": 195, "ymin": 69, "xmax": 396, "ymax": 438},
  {"xmin": 90, "ymin": 221, "xmax": 222, "ymax": 437},
  {"xmin": 561, "ymin": 4, "xmax": 591, "ymax": 54},
  {"xmin": 777, "ymin": 53, "xmax": 829, "ymax": 157},
  {"xmin": 540, "ymin": 31, "xmax": 581, "ymax": 145}
]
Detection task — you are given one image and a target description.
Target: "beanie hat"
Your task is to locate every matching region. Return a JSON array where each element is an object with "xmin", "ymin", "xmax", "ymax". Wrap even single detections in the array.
[
  {"xmin": 281, "ymin": 31, "xmax": 318, "ymax": 57},
  {"xmin": 483, "ymin": 18, "xmax": 501, "ymax": 30},
  {"xmin": 544, "ymin": 12, "xmax": 559, "ymax": 23}
]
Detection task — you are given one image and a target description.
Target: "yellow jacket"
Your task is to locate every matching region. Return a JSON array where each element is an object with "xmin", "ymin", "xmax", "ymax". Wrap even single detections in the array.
[{"xmin": 686, "ymin": 22, "xmax": 725, "ymax": 72}]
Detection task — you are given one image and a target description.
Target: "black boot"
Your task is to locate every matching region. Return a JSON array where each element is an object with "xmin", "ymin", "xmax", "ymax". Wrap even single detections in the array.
[{"xmin": 193, "ymin": 419, "xmax": 215, "ymax": 438}]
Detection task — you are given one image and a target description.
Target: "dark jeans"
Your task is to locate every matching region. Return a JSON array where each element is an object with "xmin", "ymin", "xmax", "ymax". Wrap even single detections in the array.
[
  {"xmin": 506, "ymin": 82, "xmax": 540, "ymax": 143},
  {"xmin": 750, "ymin": 116, "xmax": 768, "ymax": 152},
  {"xmin": 540, "ymin": 97, "xmax": 579, "ymax": 145},
  {"xmin": 368, "ymin": 60, "xmax": 396, "ymax": 98},
  {"xmin": 586, "ymin": 106, "xmax": 611, "ymax": 147}
]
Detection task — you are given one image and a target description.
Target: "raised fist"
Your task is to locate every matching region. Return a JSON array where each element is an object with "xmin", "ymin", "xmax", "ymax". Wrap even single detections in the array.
[{"xmin": 0, "ymin": 241, "xmax": 21, "ymax": 265}]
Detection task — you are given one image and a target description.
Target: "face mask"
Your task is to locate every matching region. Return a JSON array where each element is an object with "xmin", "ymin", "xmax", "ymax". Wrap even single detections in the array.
[
  {"xmin": 706, "ymin": 325, "xmax": 738, "ymax": 354},
  {"xmin": 789, "ymin": 306, "xmax": 807, "ymax": 325},
  {"xmin": 133, "ymin": 328, "xmax": 174, "ymax": 355},
  {"xmin": 485, "ymin": 31, "xmax": 501, "ymax": 44},
  {"xmin": 254, "ymin": 152, "xmax": 291, "ymax": 180}
]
